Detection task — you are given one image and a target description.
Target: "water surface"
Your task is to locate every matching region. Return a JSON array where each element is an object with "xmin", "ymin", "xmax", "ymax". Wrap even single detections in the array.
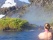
[{"xmin": 0, "ymin": 28, "xmax": 44, "ymax": 40}]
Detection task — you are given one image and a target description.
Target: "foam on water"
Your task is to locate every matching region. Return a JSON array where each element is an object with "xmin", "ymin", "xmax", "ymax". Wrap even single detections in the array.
[{"xmin": 29, "ymin": 30, "xmax": 35, "ymax": 31}]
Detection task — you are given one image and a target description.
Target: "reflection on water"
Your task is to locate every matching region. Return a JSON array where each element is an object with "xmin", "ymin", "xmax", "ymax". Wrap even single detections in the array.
[{"xmin": 0, "ymin": 28, "xmax": 44, "ymax": 40}]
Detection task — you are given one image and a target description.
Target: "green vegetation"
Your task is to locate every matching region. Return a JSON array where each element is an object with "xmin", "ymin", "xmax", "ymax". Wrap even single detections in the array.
[{"xmin": 0, "ymin": 18, "xmax": 35, "ymax": 31}]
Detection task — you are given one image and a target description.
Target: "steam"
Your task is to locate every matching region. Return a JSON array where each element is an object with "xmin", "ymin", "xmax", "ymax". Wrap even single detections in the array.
[
  {"xmin": 0, "ymin": 14, "xmax": 5, "ymax": 18},
  {"xmin": 22, "ymin": 5, "xmax": 53, "ymax": 26},
  {"xmin": 1, "ymin": 0, "xmax": 16, "ymax": 8}
]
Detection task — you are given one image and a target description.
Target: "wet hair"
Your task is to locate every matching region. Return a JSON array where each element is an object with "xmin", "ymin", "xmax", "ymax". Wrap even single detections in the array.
[{"xmin": 44, "ymin": 23, "xmax": 50, "ymax": 31}]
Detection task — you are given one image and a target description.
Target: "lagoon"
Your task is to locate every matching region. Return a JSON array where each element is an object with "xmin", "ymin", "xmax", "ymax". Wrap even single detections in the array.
[{"xmin": 0, "ymin": 27, "xmax": 44, "ymax": 40}]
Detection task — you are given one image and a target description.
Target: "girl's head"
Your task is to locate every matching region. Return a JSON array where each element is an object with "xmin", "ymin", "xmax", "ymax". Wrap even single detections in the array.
[{"xmin": 44, "ymin": 23, "xmax": 50, "ymax": 31}]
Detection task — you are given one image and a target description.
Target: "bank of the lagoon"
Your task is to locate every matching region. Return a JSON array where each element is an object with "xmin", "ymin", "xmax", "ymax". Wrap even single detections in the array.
[{"xmin": 0, "ymin": 18, "xmax": 36, "ymax": 31}]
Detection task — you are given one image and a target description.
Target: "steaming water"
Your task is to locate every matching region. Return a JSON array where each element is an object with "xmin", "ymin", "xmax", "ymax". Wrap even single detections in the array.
[
  {"xmin": 21, "ymin": 5, "xmax": 53, "ymax": 26},
  {"xmin": 0, "ymin": 28, "xmax": 44, "ymax": 40},
  {"xmin": 10, "ymin": 5, "xmax": 53, "ymax": 26}
]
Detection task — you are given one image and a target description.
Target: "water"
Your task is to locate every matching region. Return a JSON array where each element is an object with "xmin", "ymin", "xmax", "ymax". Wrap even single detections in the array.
[{"xmin": 0, "ymin": 28, "xmax": 44, "ymax": 40}]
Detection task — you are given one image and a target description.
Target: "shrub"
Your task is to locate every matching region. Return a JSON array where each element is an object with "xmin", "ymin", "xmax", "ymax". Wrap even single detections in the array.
[{"xmin": 0, "ymin": 18, "xmax": 28, "ymax": 31}]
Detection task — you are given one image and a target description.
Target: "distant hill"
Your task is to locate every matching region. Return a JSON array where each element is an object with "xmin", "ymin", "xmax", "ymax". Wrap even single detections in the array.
[
  {"xmin": 0, "ymin": 0, "xmax": 30, "ymax": 18},
  {"xmin": 0, "ymin": 0, "xmax": 29, "ymax": 8}
]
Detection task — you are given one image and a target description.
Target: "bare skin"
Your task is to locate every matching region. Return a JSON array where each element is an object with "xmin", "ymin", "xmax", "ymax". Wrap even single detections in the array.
[
  {"xmin": 38, "ymin": 23, "xmax": 52, "ymax": 40},
  {"xmin": 38, "ymin": 30, "xmax": 52, "ymax": 40}
]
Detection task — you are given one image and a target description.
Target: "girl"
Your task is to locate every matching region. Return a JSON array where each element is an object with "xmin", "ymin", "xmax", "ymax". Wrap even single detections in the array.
[{"xmin": 38, "ymin": 23, "xmax": 52, "ymax": 40}]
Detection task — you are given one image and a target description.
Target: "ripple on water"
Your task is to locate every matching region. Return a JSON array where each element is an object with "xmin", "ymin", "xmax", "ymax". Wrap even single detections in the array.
[{"xmin": 0, "ymin": 29, "xmax": 44, "ymax": 40}]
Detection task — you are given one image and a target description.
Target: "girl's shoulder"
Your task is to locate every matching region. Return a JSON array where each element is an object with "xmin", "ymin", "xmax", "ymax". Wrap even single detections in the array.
[{"xmin": 38, "ymin": 32, "xmax": 45, "ymax": 39}]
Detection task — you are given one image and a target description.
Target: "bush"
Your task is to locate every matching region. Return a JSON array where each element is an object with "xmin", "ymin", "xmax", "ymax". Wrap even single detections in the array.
[{"xmin": 0, "ymin": 18, "xmax": 28, "ymax": 31}]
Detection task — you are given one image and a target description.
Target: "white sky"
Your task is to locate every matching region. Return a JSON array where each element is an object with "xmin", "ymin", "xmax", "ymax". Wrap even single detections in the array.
[
  {"xmin": 1, "ymin": 0, "xmax": 16, "ymax": 8},
  {"xmin": 19, "ymin": 0, "xmax": 30, "ymax": 3}
]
